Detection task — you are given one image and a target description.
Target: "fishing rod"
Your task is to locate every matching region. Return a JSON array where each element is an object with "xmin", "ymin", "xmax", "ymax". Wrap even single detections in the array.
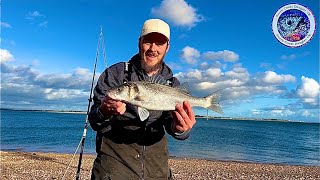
[
  {"xmin": 76, "ymin": 26, "xmax": 107, "ymax": 180},
  {"xmin": 62, "ymin": 26, "xmax": 107, "ymax": 180}
]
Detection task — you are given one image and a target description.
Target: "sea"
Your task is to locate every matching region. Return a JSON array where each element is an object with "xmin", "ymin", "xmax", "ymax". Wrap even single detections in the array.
[{"xmin": 1, "ymin": 109, "xmax": 319, "ymax": 166}]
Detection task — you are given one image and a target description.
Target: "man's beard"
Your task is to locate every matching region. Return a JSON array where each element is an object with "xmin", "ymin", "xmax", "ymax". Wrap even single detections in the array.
[
  {"xmin": 141, "ymin": 59, "xmax": 163, "ymax": 74},
  {"xmin": 140, "ymin": 51, "xmax": 164, "ymax": 74}
]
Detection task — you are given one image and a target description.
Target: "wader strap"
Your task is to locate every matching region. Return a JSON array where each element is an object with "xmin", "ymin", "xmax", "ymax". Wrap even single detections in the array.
[{"xmin": 123, "ymin": 62, "xmax": 131, "ymax": 84}]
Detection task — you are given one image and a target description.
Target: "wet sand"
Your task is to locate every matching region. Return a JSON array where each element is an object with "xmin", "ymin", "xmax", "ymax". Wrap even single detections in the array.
[{"xmin": 1, "ymin": 151, "xmax": 319, "ymax": 179}]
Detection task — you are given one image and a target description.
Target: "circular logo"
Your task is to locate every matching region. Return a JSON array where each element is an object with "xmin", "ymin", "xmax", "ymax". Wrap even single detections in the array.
[{"xmin": 272, "ymin": 4, "xmax": 316, "ymax": 48}]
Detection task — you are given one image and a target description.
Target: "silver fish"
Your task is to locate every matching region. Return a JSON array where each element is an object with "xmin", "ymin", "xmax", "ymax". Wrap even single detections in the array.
[{"xmin": 107, "ymin": 81, "xmax": 224, "ymax": 121}]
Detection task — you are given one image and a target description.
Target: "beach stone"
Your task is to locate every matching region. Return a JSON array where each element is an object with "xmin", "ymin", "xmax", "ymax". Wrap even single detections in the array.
[{"xmin": 1, "ymin": 151, "xmax": 319, "ymax": 180}]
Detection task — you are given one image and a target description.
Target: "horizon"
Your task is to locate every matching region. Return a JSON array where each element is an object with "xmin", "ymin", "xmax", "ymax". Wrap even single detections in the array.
[
  {"xmin": 1, "ymin": 108, "xmax": 316, "ymax": 123},
  {"xmin": 1, "ymin": 0, "xmax": 319, "ymax": 123}
]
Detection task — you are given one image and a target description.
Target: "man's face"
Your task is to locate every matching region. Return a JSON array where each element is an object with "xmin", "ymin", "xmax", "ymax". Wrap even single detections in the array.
[{"xmin": 139, "ymin": 32, "xmax": 169, "ymax": 73}]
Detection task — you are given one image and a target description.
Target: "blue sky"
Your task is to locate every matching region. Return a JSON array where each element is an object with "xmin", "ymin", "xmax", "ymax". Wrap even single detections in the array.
[{"xmin": 1, "ymin": 0, "xmax": 319, "ymax": 122}]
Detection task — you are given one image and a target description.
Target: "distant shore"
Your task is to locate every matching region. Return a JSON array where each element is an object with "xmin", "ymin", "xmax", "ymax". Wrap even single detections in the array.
[
  {"xmin": 1, "ymin": 108, "xmax": 87, "ymax": 114},
  {"xmin": 196, "ymin": 116, "xmax": 291, "ymax": 122},
  {"xmin": 1, "ymin": 151, "xmax": 320, "ymax": 179},
  {"xmin": 49, "ymin": 111, "xmax": 87, "ymax": 114},
  {"xmin": 1, "ymin": 108, "xmax": 299, "ymax": 122}
]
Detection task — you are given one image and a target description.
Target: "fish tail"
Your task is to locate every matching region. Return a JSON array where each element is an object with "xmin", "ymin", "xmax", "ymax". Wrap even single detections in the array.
[{"xmin": 204, "ymin": 92, "xmax": 224, "ymax": 114}]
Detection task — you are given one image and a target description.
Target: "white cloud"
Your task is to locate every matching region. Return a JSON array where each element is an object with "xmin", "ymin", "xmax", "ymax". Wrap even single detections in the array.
[
  {"xmin": 253, "ymin": 86, "xmax": 286, "ymax": 95},
  {"xmin": 39, "ymin": 21, "xmax": 48, "ymax": 28},
  {"xmin": 1, "ymin": 21, "xmax": 12, "ymax": 28},
  {"xmin": 151, "ymin": 0, "xmax": 204, "ymax": 28},
  {"xmin": 44, "ymin": 89, "xmax": 87, "ymax": 100},
  {"xmin": 175, "ymin": 63, "xmax": 295, "ymax": 103},
  {"xmin": 271, "ymin": 108, "xmax": 295, "ymax": 116},
  {"xmin": 1, "ymin": 62, "xmax": 95, "ymax": 110},
  {"xmin": 167, "ymin": 61, "xmax": 183, "ymax": 71},
  {"xmin": 280, "ymin": 54, "xmax": 297, "ymax": 60},
  {"xmin": 225, "ymin": 66, "xmax": 249, "ymax": 81},
  {"xmin": 250, "ymin": 106, "xmax": 318, "ymax": 120},
  {"xmin": 74, "ymin": 67, "xmax": 94, "ymax": 83},
  {"xmin": 280, "ymin": 52, "xmax": 310, "ymax": 61},
  {"xmin": 197, "ymin": 81, "xmax": 216, "ymax": 90},
  {"xmin": 26, "ymin": 11, "xmax": 45, "ymax": 20},
  {"xmin": 35, "ymin": 68, "xmax": 95, "ymax": 89},
  {"xmin": 302, "ymin": 110, "xmax": 311, "ymax": 117},
  {"xmin": 261, "ymin": 71, "xmax": 296, "ymax": 84},
  {"xmin": 205, "ymin": 68, "xmax": 222, "ymax": 78},
  {"xmin": 74, "ymin": 67, "xmax": 90, "ymax": 76},
  {"xmin": 36, "ymin": 73, "xmax": 72, "ymax": 86},
  {"xmin": 0, "ymin": 49, "xmax": 14, "ymax": 63},
  {"xmin": 225, "ymin": 86, "xmax": 252, "ymax": 97},
  {"xmin": 296, "ymin": 76, "xmax": 320, "ymax": 105},
  {"xmin": 202, "ymin": 50, "xmax": 239, "ymax": 62},
  {"xmin": 180, "ymin": 46, "xmax": 200, "ymax": 64},
  {"xmin": 199, "ymin": 62, "xmax": 209, "ymax": 69},
  {"xmin": 25, "ymin": 11, "xmax": 48, "ymax": 28},
  {"xmin": 251, "ymin": 109, "xmax": 261, "ymax": 115},
  {"xmin": 184, "ymin": 69, "xmax": 202, "ymax": 80}
]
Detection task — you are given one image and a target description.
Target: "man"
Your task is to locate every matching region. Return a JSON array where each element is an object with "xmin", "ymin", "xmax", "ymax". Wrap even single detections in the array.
[{"xmin": 89, "ymin": 18, "xmax": 196, "ymax": 180}]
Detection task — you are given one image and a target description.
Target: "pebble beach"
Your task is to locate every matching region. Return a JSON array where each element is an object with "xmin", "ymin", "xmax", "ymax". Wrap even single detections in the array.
[{"xmin": 1, "ymin": 151, "xmax": 319, "ymax": 179}]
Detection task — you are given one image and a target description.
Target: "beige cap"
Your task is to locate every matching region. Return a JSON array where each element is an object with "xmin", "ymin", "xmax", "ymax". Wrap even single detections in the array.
[{"xmin": 140, "ymin": 19, "xmax": 170, "ymax": 41}]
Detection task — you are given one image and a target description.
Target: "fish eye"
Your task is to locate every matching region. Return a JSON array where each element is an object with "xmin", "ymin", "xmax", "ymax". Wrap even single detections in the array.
[{"xmin": 287, "ymin": 20, "xmax": 292, "ymax": 25}]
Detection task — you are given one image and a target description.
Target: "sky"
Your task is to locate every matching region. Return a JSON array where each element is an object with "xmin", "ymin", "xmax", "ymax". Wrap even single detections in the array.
[{"xmin": 1, "ymin": 0, "xmax": 319, "ymax": 122}]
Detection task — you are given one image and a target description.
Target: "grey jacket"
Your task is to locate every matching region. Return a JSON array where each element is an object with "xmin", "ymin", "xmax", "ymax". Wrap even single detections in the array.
[{"xmin": 89, "ymin": 54, "xmax": 190, "ymax": 179}]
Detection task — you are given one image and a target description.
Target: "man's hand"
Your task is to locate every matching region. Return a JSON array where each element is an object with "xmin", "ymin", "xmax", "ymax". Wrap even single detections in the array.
[
  {"xmin": 171, "ymin": 101, "xmax": 196, "ymax": 133},
  {"xmin": 99, "ymin": 95, "xmax": 126, "ymax": 116}
]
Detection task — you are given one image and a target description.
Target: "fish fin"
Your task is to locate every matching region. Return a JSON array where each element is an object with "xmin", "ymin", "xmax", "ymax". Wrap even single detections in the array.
[
  {"xmin": 146, "ymin": 74, "xmax": 167, "ymax": 85},
  {"xmin": 175, "ymin": 82, "xmax": 190, "ymax": 94},
  {"xmin": 138, "ymin": 107, "xmax": 149, "ymax": 121},
  {"xmin": 205, "ymin": 91, "xmax": 224, "ymax": 114},
  {"xmin": 208, "ymin": 104, "xmax": 224, "ymax": 114}
]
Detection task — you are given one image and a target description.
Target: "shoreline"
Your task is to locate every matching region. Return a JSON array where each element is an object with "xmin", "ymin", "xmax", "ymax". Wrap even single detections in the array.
[
  {"xmin": 2, "ymin": 148, "xmax": 317, "ymax": 167},
  {"xmin": 1, "ymin": 151, "xmax": 319, "ymax": 179},
  {"xmin": 4, "ymin": 108, "xmax": 318, "ymax": 123}
]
